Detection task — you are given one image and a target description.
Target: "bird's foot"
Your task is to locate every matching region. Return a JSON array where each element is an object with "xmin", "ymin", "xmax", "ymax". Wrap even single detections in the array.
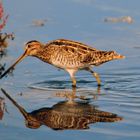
[
  {"xmin": 72, "ymin": 84, "xmax": 77, "ymax": 88},
  {"xmin": 97, "ymin": 83, "xmax": 101, "ymax": 87}
]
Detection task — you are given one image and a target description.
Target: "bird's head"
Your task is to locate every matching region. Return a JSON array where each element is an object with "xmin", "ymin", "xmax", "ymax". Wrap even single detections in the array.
[
  {"xmin": 0, "ymin": 40, "xmax": 43, "ymax": 79},
  {"xmin": 24, "ymin": 40, "xmax": 43, "ymax": 56}
]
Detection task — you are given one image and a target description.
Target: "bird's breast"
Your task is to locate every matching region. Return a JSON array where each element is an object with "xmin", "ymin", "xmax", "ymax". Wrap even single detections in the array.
[{"xmin": 51, "ymin": 54, "xmax": 88, "ymax": 70}]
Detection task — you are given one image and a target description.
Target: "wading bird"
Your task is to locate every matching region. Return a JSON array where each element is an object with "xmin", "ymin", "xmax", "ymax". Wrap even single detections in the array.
[{"xmin": 0, "ymin": 39, "xmax": 125, "ymax": 87}]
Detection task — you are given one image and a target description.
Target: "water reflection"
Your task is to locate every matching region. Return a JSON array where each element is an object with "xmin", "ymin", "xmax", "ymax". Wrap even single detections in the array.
[
  {"xmin": 1, "ymin": 88, "xmax": 122, "ymax": 130},
  {"xmin": 0, "ymin": 97, "xmax": 5, "ymax": 120},
  {"xmin": 55, "ymin": 87, "xmax": 101, "ymax": 101}
]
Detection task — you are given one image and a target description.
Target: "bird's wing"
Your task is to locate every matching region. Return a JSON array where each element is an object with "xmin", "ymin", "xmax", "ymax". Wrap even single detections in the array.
[
  {"xmin": 46, "ymin": 39, "xmax": 101, "ymax": 67},
  {"xmin": 47, "ymin": 39, "xmax": 99, "ymax": 57},
  {"xmin": 46, "ymin": 39, "xmax": 124, "ymax": 67},
  {"xmin": 47, "ymin": 39, "xmax": 99, "ymax": 51}
]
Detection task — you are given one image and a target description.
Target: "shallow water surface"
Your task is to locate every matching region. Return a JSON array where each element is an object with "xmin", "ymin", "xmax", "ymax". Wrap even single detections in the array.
[{"xmin": 0, "ymin": 0, "xmax": 140, "ymax": 140}]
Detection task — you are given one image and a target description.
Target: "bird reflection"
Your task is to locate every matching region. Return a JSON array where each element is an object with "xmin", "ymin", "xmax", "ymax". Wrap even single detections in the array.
[
  {"xmin": 0, "ymin": 97, "xmax": 5, "ymax": 120},
  {"xmin": 1, "ymin": 88, "xmax": 122, "ymax": 130}
]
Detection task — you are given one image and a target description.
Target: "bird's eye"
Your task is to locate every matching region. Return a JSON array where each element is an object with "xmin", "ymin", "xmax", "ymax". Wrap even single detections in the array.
[{"xmin": 28, "ymin": 45, "xmax": 32, "ymax": 48}]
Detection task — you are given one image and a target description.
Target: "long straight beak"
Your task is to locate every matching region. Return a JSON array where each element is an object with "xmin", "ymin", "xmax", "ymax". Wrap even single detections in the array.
[
  {"xmin": 1, "ymin": 88, "xmax": 29, "ymax": 119},
  {"xmin": 0, "ymin": 50, "xmax": 27, "ymax": 79}
]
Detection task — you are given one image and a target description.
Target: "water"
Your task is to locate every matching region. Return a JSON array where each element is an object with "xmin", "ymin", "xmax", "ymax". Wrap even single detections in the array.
[{"xmin": 0, "ymin": 0, "xmax": 140, "ymax": 140}]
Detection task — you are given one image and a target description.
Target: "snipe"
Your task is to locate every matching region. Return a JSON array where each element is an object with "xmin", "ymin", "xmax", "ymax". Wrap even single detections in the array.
[{"xmin": 0, "ymin": 39, "xmax": 125, "ymax": 87}]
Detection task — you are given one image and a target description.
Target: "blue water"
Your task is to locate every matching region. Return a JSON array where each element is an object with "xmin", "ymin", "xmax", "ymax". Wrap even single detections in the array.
[{"xmin": 0, "ymin": 0, "xmax": 140, "ymax": 140}]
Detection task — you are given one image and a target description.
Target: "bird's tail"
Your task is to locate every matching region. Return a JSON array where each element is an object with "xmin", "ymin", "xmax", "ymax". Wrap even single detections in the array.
[
  {"xmin": 106, "ymin": 51, "xmax": 125, "ymax": 60},
  {"xmin": 90, "ymin": 51, "xmax": 125, "ymax": 66}
]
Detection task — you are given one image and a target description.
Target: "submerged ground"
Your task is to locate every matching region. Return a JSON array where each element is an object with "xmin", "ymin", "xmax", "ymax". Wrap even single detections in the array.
[{"xmin": 0, "ymin": 0, "xmax": 140, "ymax": 140}]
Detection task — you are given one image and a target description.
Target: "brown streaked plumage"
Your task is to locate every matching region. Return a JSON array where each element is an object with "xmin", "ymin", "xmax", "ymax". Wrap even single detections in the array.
[
  {"xmin": 1, "ymin": 89, "xmax": 122, "ymax": 130},
  {"xmin": 0, "ymin": 39, "xmax": 125, "ymax": 87}
]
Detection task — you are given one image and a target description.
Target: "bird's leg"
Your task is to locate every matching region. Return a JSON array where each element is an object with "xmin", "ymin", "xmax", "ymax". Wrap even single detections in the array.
[
  {"xmin": 66, "ymin": 69, "xmax": 77, "ymax": 87},
  {"xmin": 86, "ymin": 67, "xmax": 101, "ymax": 86},
  {"xmin": 71, "ymin": 77, "xmax": 76, "ymax": 87},
  {"xmin": 93, "ymin": 72, "xmax": 101, "ymax": 86},
  {"xmin": 66, "ymin": 87, "xmax": 76, "ymax": 103}
]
